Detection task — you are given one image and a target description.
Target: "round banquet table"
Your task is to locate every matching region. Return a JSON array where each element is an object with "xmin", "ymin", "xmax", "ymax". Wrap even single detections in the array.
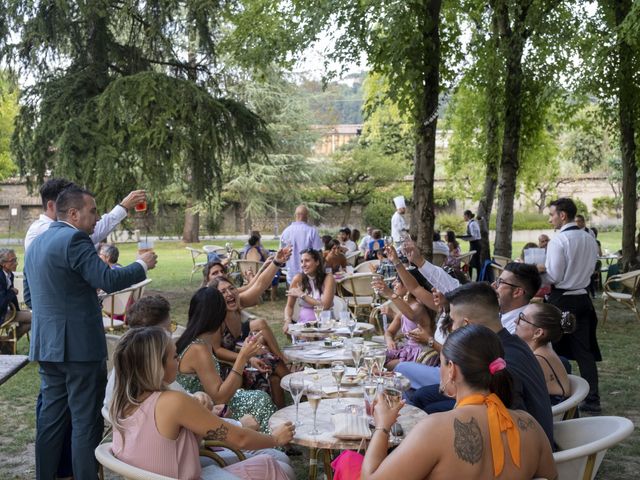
[
  {"xmin": 288, "ymin": 321, "xmax": 374, "ymax": 340},
  {"xmin": 279, "ymin": 368, "xmax": 411, "ymax": 399},
  {"xmin": 269, "ymin": 398, "xmax": 427, "ymax": 480},
  {"xmin": 283, "ymin": 339, "xmax": 381, "ymax": 366}
]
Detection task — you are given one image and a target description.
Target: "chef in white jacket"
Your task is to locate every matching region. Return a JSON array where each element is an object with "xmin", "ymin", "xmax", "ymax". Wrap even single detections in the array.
[{"xmin": 391, "ymin": 195, "xmax": 409, "ymax": 243}]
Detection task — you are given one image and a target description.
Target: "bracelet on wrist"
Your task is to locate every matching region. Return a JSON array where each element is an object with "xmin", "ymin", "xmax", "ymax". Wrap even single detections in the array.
[
  {"xmin": 231, "ymin": 368, "xmax": 243, "ymax": 378},
  {"xmin": 273, "ymin": 259, "xmax": 285, "ymax": 268},
  {"xmin": 374, "ymin": 427, "xmax": 390, "ymax": 436},
  {"xmin": 118, "ymin": 203, "xmax": 129, "ymax": 212}
]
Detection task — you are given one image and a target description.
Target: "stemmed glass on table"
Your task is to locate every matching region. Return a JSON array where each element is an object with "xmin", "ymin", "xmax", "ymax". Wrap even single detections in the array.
[
  {"xmin": 288, "ymin": 374, "xmax": 306, "ymax": 426},
  {"xmin": 363, "ymin": 351, "xmax": 375, "ymax": 379},
  {"xmin": 373, "ymin": 349, "xmax": 387, "ymax": 378},
  {"xmin": 346, "ymin": 315, "xmax": 358, "ymax": 338},
  {"xmin": 307, "ymin": 383, "xmax": 323, "ymax": 435},
  {"xmin": 331, "ymin": 361, "xmax": 345, "ymax": 410},
  {"xmin": 350, "ymin": 343, "xmax": 363, "ymax": 370}
]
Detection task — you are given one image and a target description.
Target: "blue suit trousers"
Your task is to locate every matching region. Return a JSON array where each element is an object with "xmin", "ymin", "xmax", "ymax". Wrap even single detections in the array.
[{"xmin": 37, "ymin": 361, "xmax": 107, "ymax": 480}]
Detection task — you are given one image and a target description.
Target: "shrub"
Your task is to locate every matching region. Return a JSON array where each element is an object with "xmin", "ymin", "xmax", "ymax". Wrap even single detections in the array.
[
  {"xmin": 435, "ymin": 213, "xmax": 466, "ymax": 234},
  {"xmin": 489, "ymin": 212, "xmax": 549, "ymax": 230}
]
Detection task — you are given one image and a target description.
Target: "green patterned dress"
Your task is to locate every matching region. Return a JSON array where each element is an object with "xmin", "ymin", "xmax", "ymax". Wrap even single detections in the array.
[{"xmin": 176, "ymin": 339, "xmax": 276, "ymax": 433}]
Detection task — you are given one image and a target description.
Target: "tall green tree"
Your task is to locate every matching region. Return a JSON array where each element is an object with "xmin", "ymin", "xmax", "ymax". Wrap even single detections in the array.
[
  {"xmin": 0, "ymin": 71, "xmax": 19, "ymax": 180},
  {"xmin": 577, "ymin": 0, "xmax": 640, "ymax": 269},
  {"xmin": 1, "ymin": 1, "xmax": 271, "ymax": 242},
  {"xmin": 281, "ymin": 0, "xmax": 453, "ymax": 257}
]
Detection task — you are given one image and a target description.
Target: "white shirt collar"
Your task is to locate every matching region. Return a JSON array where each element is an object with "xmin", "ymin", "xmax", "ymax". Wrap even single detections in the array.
[
  {"xmin": 58, "ymin": 220, "xmax": 78, "ymax": 231},
  {"xmin": 560, "ymin": 222, "xmax": 577, "ymax": 232}
]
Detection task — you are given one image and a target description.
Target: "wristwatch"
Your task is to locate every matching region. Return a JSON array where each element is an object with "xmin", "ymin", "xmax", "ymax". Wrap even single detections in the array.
[{"xmin": 273, "ymin": 259, "xmax": 285, "ymax": 268}]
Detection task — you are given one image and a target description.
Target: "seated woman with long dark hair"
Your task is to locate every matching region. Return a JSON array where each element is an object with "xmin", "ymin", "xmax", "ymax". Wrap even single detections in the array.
[
  {"xmin": 176, "ymin": 287, "xmax": 277, "ymax": 433},
  {"xmin": 110, "ymin": 327, "xmax": 295, "ymax": 480},
  {"xmin": 515, "ymin": 303, "xmax": 575, "ymax": 405},
  {"xmin": 361, "ymin": 324, "xmax": 556, "ymax": 480},
  {"xmin": 283, "ymin": 248, "xmax": 335, "ymax": 333},
  {"xmin": 208, "ymin": 276, "xmax": 290, "ymax": 409}
]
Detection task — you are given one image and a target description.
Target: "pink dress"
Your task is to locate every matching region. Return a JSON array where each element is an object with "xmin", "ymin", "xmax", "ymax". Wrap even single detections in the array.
[
  {"xmin": 386, "ymin": 314, "xmax": 424, "ymax": 363},
  {"xmin": 112, "ymin": 391, "xmax": 292, "ymax": 480}
]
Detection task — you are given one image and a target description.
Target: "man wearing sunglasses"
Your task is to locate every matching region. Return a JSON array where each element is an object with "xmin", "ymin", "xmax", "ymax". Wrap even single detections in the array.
[{"xmin": 492, "ymin": 263, "xmax": 541, "ymax": 334}]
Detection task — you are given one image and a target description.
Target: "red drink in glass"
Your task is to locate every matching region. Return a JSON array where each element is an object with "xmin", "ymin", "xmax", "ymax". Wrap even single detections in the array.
[{"xmin": 134, "ymin": 199, "xmax": 147, "ymax": 212}]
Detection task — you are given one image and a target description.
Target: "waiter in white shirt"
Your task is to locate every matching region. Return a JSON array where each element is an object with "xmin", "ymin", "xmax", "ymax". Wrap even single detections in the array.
[
  {"xmin": 538, "ymin": 197, "xmax": 602, "ymax": 413},
  {"xmin": 391, "ymin": 195, "xmax": 409, "ymax": 243}
]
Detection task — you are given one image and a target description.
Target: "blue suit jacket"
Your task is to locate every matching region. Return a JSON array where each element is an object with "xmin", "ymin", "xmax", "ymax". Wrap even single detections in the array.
[{"xmin": 25, "ymin": 222, "xmax": 146, "ymax": 362}]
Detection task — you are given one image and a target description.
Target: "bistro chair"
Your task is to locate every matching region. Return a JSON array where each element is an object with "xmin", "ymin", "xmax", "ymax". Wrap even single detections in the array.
[
  {"xmin": 431, "ymin": 253, "xmax": 447, "ymax": 267},
  {"xmin": 553, "ymin": 416, "xmax": 634, "ymax": 480},
  {"xmin": 551, "ymin": 375, "xmax": 590, "ymax": 422},
  {"xmin": 102, "ymin": 288, "xmax": 135, "ymax": 332},
  {"xmin": 185, "ymin": 247, "xmax": 207, "ymax": 283},
  {"xmin": 337, "ymin": 272, "xmax": 377, "ymax": 318},
  {"xmin": 602, "ymin": 269, "xmax": 640, "ymax": 323},
  {"xmin": 0, "ymin": 304, "xmax": 19, "ymax": 355},
  {"xmin": 354, "ymin": 259, "xmax": 380, "ymax": 273}
]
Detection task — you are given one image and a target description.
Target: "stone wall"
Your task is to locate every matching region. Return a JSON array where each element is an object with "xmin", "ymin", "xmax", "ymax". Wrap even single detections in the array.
[{"xmin": 0, "ymin": 174, "xmax": 625, "ymax": 235}]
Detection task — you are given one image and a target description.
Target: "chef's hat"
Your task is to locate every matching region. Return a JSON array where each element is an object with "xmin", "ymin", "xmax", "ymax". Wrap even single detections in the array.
[{"xmin": 393, "ymin": 195, "xmax": 406, "ymax": 209}]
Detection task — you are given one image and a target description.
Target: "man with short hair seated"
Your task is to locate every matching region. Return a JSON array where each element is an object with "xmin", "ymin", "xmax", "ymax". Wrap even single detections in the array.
[
  {"xmin": 493, "ymin": 262, "xmax": 541, "ymax": 334},
  {"xmin": 411, "ymin": 283, "xmax": 554, "ymax": 445}
]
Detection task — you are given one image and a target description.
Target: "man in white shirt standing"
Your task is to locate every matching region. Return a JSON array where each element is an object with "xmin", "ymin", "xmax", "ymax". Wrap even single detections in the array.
[
  {"xmin": 538, "ymin": 197, "xmax": 601, "ymax": 413},
  {"xmin": 493, "ymin": 263, "xmax": 541, "ymax": 334},
  {"xmin": 391, "ymin": 195, "xmax": 409, "ymax": 243},
  {"xmin": 24, "ymin": 178, "xmax": 146, "ymax": 251}
]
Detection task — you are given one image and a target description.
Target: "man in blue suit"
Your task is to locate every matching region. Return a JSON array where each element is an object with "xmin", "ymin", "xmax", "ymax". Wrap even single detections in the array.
[{"xmin": 25, "ymin": 186, "xmax": 157, "ymax": 479}]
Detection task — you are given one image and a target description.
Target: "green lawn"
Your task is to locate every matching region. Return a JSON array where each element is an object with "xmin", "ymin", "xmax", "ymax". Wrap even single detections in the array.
[{"xmin": 1, "ymin": 234, "xmax": 638, "ymax": 479}]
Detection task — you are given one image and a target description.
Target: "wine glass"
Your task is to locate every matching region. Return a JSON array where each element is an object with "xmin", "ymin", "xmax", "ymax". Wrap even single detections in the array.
[
  {"xmin": 347, "ymin": 317, "xmax": 357, "ymax": 338},
  {"xmin": 383, "ymin": 377, "xmax": 403, "ymax": 442},
  {"xmin": 307, "ymin": 384, "xmax": 323, "ymax": 435},
  {"xmin": 371, "ymin": 274, "xmax": 383, "ymax": 307},
  {"xmin": 374, "ymin": 349, "xmax": 387, "ymax": 378},
  {"xmin": 289, "ymin": 374, "xmax": 306, "ymax": 426},
  {"xmin": 313, "ymin": 305, "xmax": 323, "ymax": 324},
  {"xmin": 363, "ymin": 353, "xmax": 375, "ymax": 379},
  {"xmin": 351, "ymin": 344, "xmax": 363, "ymax": 370},
  {"xmin": 363, "ymin": 379, "xmax": 378, "ymax": 424},
  {"xmin": 331, "ymin": 361, "xmax": 346, "ymax": 408}
]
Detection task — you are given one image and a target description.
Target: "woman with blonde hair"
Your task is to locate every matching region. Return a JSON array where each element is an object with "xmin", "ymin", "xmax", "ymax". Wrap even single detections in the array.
[{"xmin": 110, "ymin": 327, "xmax": 295, "ymax": 479}]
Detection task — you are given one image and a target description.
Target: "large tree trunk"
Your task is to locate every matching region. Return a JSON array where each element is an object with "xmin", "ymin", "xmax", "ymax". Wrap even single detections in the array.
[
  {"xmin": 615, "ymin": 0, "xmax": 638, "ymax": 270},
  {"xmin": 493, "ymin": 1, "xmax": 527, "ymax": 259},
  {"xmin": 182, "ymin": 31, "xmax": 200, "ymax": 243},
  {"xmin": 182, "ymin": 200, "xmax": 200, "ymax": 243},
  {"xmin": 476, "ymin": 12, "xmax": 502, "ymax": 265},
  {"xmin": 411, "ymin": 0, "xmax": 442, "ymax": 260}
]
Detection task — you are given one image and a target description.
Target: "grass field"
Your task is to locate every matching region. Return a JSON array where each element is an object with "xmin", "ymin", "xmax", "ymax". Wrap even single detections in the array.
[{"xmin": 0, "ymin": 232, "xmax": 638, "ymax": 479}]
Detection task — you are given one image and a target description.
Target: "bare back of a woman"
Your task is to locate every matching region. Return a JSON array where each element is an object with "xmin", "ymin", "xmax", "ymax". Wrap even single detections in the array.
[{"xmin": 374, "ymin": 406, "xmax": 555, "ymax": 480}]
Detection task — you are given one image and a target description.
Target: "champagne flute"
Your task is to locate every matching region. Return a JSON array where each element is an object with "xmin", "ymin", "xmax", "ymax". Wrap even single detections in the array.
[
  {"xmin": 289, "ymin": 374, "xmax": 306, "ymax": 426},
  {"xmin": 363, "ymin": 380, "xmax": 378, "ymax": 424},
  {"xmin": 383, "ymin": 378, "xmax": 403, "ymax": 443},
  {"xmin": 313, "ymin": 305, "xmax": 323, "ymax": 325},
  {"xmin": 363, "ymin": 354, "xmax": 375, "ymax": 379},
  {"xmin": 331, "ymin": 361, "xmax": 346, "ymax": 409},
  {"xmin": 307, "ymin": 384, "xmax": 323, "ymax": 435},
  {"xmin": 374, "ymin": 350, "xmax": 387, "ymax": 377},
  {"xmin": 347, "ymin": 317, "xmax": 357, "ymax": 338},
  {"xmin": 351, "ymin": 344, "xmax": 363, "ymax": 370}
]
